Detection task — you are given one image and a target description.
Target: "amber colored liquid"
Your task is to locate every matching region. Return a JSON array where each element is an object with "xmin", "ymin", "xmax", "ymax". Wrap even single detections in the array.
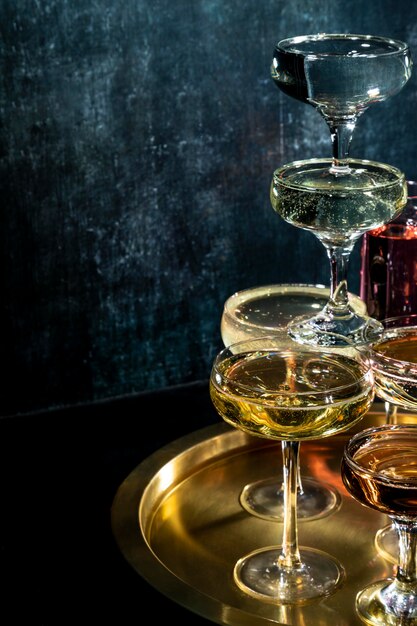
[
  {"xmin": 342, "ymin": 435, "xmax": 417, "ymax": 517},
  {"xmin": 373, "ymin": 333, "xmax": 417, "ymax": 363},
  {"xmin": 360, "ymin": 222, "xmax": 417, "ymax": 320},
  {"xmin": 210, "ymin": 350, "xmax": 373, "ymax": 441},
  {"xmin": 371, "ymin": 331, "xmax": 417, "ymax": 409}
]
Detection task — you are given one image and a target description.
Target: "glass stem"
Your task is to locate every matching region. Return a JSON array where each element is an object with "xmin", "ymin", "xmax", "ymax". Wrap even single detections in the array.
[
  {"xmin": 385, "ymin": 402, "xmax": 398, "ymax": 425},
  {"xmin": 324, "ymin": 244, "xmax": 354, "ymax": 317},
  {"xmin": 394, "ymin": 521, "xmax": 417, "ymax": 585},
  {"xmin": 278, "ymin": 440, "xmax": 302, "ymax": 568},
  {"xmin": 281, "ymin": 449, "xmax": 304, "ymax": 494},
  {"xmin": 381, "ymin": 520, "xmax": 417, "ymax": 616},
  {"xmin": 328, "ymin": 119, "xmax": 356, "ymax": 173}
]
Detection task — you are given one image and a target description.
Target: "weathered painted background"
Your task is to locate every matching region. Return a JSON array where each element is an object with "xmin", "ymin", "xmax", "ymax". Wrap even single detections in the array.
[{"xmin": 2, "ymin": 0, "xmax": 417, "ymax": 415}]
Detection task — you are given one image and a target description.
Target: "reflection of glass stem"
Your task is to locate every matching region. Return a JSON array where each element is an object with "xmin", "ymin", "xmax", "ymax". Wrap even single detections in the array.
[{"xmin": 385, "ymin": 402, "xmax": 398, "ymax": 425}]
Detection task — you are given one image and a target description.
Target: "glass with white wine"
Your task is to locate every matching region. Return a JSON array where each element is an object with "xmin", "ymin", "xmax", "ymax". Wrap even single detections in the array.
[
  {"xmin": 271, "ymin": 158, "xmax": 407, "ymax": 346},
  {"xmin": 221, "ymin": 283, "xmax": 367, "ymax": 522},
  {"xmin": 210, "ymin": 334, "xmax": 374, "ymax": 604}
]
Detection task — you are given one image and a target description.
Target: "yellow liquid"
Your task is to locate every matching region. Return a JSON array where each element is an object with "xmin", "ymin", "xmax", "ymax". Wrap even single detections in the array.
[
  {"xmin": 210, "ymin": 350, "xmax": 374, "ymax": 440},
  {"xmin": 271, "ymin": 160, "xmax": 406, "ymax": 247}
]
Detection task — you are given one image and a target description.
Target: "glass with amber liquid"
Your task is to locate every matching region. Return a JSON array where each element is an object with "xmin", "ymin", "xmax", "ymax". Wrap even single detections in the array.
[
  {"xmin": 210, "ymin": 333, "xmax": 374, "ymax": 604},
  {"xmin": 369, "ymin": 314, "xmax": 417, "ymax": 564},
  {"xmin": 370, "ymin": 314, "xmax": 417, "ymax": 410},
  {"xmin": 342, "ymin": 424, "xmax": 417, "ymax": 625}
]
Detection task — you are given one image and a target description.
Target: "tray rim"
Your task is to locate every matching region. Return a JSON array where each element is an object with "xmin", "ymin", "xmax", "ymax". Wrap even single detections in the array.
[{"xmin": 111, "ymin": 421, "xmax": 265, "ymax": 625}]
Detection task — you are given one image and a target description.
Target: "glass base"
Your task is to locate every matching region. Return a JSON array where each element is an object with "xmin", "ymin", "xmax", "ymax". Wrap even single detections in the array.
[
  {"xmin": 374, "ymin": 524, "xmax": 398, "ymax": 565},
  {"xmin": 288, "ymin": 310, "xmax": 383, "ymax": 347},
  {"xmin": 356, "ymin": 579, "xmax": 417, "ymax": 625},
  {"xmin": 240, "ymin": 476, "xmax": 341, "ymax": 522},
  {"xmin": 234, "ymin": 546, "xmax": 345, "ymax": 605}
]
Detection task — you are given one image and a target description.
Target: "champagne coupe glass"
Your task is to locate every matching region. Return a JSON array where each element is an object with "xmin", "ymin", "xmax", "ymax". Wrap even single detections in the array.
[
  {"xmin": 271, "ymin": 158, "xmax": 407, "ymax": 346},
  {"xmin": 270, "ymin": 33, "xmax": 412, "ymax": 347},
  {"xmin": 209, "ymin": 333, "xmax": 374, "ymax": 604},
  {"xmin": 221, "ymin": 283, "xmax": 367, "ymax": 521},
  {"xmin": 341, "ymin": 424, "xmax": 417, "ymax": 625},
  {"xmin": 368, "ymin": 314, "xmax": 417, "ymax": 565},
  {"xmin": 271, "ymin": 34, "xmax": 412, "ymax": 174}
]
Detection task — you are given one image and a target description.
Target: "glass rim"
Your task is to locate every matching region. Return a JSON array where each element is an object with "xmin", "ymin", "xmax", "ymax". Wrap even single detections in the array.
[
  {"xmin": 272, "ymin": 158, "xmax": 406, "ymax": 192},
  {"xmin": 344, "ymin": 424, "xmax": 417, "ymax": 484},
  {"xmin": 212, "ymin": 335, "xmax": 372, "ymax": 398},
  {"xmin": 378, "ymin": 313, "xmax": 417, "ymax": 326},
  {"xmin": 223, "ymin": 283, "xmax": 366, "ymax": 315},
  {"xmin": 370, "ymin": 314, "xmax": 417, "ymax": 369},
  {"xmin": 276, "ymin": 33, "xmax": 410, "ymax": 57}
]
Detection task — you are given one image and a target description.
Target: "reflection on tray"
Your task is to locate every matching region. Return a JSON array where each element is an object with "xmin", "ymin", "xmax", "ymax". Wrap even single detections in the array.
[{"xmin": 111, "ymin": 406, "xmax": 410, "ymax": 625}]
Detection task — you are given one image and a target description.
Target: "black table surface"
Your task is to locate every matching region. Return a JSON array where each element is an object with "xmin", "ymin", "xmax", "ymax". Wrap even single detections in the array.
[{"xmin": 0, "ymin": 380, "xmax": 219, "ymax": 625}]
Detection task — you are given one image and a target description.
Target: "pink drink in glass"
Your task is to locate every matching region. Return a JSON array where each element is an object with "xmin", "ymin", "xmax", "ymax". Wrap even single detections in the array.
[{"xmin": 360, "ymin": 181, "xmax": 417, "ymax": 320}]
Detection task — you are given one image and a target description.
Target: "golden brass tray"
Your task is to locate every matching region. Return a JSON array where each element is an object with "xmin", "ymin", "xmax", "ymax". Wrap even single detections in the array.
[{"xmin": 111, "ymin": 406, "xmax": 415, "ymax": 625}]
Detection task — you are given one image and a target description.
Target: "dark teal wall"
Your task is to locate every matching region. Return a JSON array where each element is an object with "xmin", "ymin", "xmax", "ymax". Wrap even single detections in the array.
[{"xmin": 2, "ymin": 0, "xmax": 417, "ymax": 415}]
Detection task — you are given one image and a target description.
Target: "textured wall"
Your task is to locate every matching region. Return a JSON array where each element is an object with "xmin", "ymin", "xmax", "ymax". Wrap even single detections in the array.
[{"xmin": 2, "ymin": 0, "xmax": 417, "ymax": 415}]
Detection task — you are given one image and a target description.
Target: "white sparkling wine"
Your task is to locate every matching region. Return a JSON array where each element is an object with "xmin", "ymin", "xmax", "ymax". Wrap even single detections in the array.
[
  {"xmin": 271, "ymin": 160, "xmax": 407, "ymax": 247},
  {"xmin": 210, "ymin": 349, "xmax": 374, "ymax": 440}
]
